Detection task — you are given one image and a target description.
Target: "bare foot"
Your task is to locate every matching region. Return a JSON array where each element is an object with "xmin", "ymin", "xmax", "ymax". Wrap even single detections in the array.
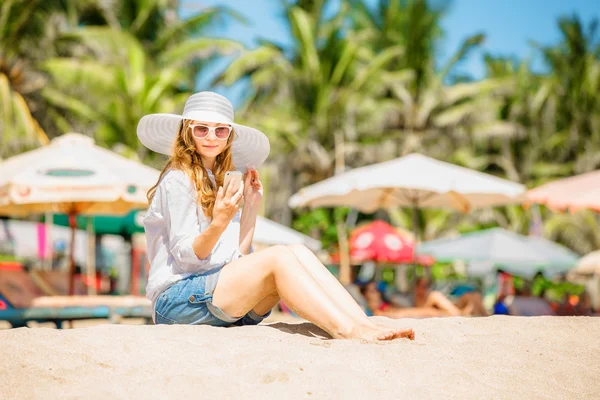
[
  {"xmin": 344, "ymin": 324, "xmax": 415, "ymax": 341},
  {"xmin": 375, "ymin": 324, "xmax": 415, "ymax": 340},
  {"xmin": 395, "ymin": 328, "xmax": 415, "ymax": 340}
]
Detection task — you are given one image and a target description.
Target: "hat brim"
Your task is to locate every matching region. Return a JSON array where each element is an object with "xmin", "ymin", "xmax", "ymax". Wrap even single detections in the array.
[{"xmin": 137, "ymin": 113, "xmax": 270, "ymax": 172}]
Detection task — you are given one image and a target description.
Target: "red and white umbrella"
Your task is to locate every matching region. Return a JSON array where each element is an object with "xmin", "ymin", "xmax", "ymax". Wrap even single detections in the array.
[{"xmin": 332, "ymin": 220, "xmax": 433, "ymax": 265}]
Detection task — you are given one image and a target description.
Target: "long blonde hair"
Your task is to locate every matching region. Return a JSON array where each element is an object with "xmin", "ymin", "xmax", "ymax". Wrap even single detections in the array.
[{"xmin": 147, "ymin": 119, "xmax": 235, "ymax": 217}]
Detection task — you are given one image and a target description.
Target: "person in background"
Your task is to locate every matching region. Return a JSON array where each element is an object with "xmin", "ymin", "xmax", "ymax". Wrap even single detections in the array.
[
  {"xmin": 576, "ymin": 291, "xmax": 597, "ymax": 316},
  {"xmin": 414, "ymin": 277, "xmax": 488, "ymax": 316},
  {"xmin": 494, "ymin": 277, "xmax": 512, "ymax": 315},
  {"xmin": 360, "ymin": 281, "xmax": 472, "ymax": 318},
  {"xmin": 493, "ymin": 292, "xmax": 510, "ymax": 315},
  {"xmin": 507, "ymin": 283, "xmax": 554, "ymax": 316},
  {"xmin": 51, "ymin": 240, "xmax": 67, "ymax": 270}
]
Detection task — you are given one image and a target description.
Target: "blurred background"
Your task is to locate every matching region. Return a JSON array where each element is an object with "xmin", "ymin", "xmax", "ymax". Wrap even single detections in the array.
[{"xmin": 1, "ymin": 0, "xmax": 599, "ymax": 327}]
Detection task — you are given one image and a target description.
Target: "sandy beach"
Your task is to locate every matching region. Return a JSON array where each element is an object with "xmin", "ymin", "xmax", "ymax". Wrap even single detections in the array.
[{"xmin": 1, "ymin": 316, "xmax": 598, "ymax": 399}]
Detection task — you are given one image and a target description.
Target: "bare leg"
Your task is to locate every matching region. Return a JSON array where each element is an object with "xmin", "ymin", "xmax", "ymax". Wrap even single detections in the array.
[
  {"xmin": 455, "ymin": 292, "xmax": 488, "ymax": 316},
  {"xmin": 252, "ymin": 291, "xmax": 280, "ymax": 317},
  {"xmin": 212, "ymin": 245, "xmax": 414, "ymax": 341},
  {"xmin": 287, "ymin": 245, "xmax": 415, "ymax": 336},
  {"xmin": 378, "ymin": 307, "xmax": 451, "ymax": 318},
  {"xmin": 287, "ymin": 245, "xmax": 377, "ymax": 328},
  {"xmin": 424, "ymin": 291, "xmax": 464, "ymax": 316}
]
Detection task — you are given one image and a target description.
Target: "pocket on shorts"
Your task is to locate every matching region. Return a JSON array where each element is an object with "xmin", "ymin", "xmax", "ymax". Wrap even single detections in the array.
[
  {"xmin": 166, "ymin": 293, "xmax": 211, "ymax": 325},
  {"xmin": 154, "ymin": 288, "xmax": 179, "ymax": 324},
  {"xmin": 155, "ymin": 308, "xmax": 178, "ymax": 324}
]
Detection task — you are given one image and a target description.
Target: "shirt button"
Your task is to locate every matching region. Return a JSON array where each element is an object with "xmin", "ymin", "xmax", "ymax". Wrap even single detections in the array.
[{"xmin": 189, "ymin": 295, "xmax": 195, "ymax": 302}]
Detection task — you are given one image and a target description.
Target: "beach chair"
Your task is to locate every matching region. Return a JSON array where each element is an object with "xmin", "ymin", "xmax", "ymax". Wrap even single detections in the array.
[{"xmin": 0, "ymin": 268, "xmax": 152, "ymax": 328}]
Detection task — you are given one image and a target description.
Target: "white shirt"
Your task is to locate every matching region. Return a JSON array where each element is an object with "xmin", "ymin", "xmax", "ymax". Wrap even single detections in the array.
[{"xmin": 144, "ymin": 169, "xmax": 247, "ymax": 304}]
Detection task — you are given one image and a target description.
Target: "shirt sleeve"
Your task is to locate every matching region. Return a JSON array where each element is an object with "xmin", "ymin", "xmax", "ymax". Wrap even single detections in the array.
[{"xmin": 164, "ymin": 172, "xmax": 213, "ymax": 274}]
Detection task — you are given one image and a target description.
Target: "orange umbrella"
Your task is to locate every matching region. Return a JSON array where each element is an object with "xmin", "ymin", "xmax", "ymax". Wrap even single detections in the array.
[{"xmin": 526, "ymin": 170, "xmax": 600, "ymax": 212}]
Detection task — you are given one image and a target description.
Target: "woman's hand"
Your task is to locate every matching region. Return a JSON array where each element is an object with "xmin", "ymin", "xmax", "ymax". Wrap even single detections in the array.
[
  {"xmin": 243, "ymin": 169, "xmax": 263, "ymax": 208},
  {"xmin": 212, "ymin": 179, "xmax": 244, "ymax": 227}
]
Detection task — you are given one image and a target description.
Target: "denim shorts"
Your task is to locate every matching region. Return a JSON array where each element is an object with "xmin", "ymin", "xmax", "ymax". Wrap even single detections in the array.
[{"xmin": 154, "ymin": 267, "xmax": 271, "ymax": 327}]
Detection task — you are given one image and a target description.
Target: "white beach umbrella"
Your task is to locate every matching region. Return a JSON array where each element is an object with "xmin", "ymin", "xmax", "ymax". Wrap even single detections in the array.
[
  {"xmin": 289, "ymin": 153, "xmax": 526, "ymax": 214},
  {"xmin": 416, "ymin": 228, "xmax": 579, "ymax": 278},
  {"xmin": 0, "ymin": 133, "xmax": 159, "ymax": 294},
  {"xmin": 567, "ymin": 251, "xmax": 600, "ymax": 310},
  {"xmin": 0, "ymin": 133, "xmax": 157, "ymax": 216},
  {"xmin": 288, "ymin": 153, "xmax": 526, "ymax": 284},
  {"xmin": 568, "ymin": 251, "xmax": 600, "ymax": 278},
  {"xmin": 254, "ymin": 216, "xmax": 321, "ymax": 251}
]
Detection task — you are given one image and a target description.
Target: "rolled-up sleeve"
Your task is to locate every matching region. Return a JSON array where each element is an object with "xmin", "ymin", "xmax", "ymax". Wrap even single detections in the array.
[{"xmin": 164, "ymin": 172, "xmax": 213, "ymax": 273}]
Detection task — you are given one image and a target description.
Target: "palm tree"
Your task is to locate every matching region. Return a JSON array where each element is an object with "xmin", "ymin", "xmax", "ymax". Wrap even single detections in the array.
[
  {"xmin": 479, "ymin": 16, "xmax": 600, "ymax": 187},
  {"xmin": 39, "ymin": 1, "xmax": 243, "ymax": 162},
  {"xmin": 538, "ymin": 15, "xmax": 600, "ymax": 174},
  {"xmin": 545, "ymin": 211, "xmax": 600, "ymax": 255},
  {"xmin": 342, "ymin": 0, "xmax": 521, "ymax": 240},
  {"xmin": 350, "ymin": 0, "xmax": 522, "ymax": 160},
  {"xmin": 42, "ymin": 25, "xmax": 242, "ymax": 162},
  {"xmin": 76, "ymin": 0, "xmax": 243, "ymax": 86},
  {"xmin": 0, "ymin": 0, "xmax": 76, "ymax": 157},
  {"xmin": 476, "ymin": 16, "xmax": 600, "ymax": 251},
  {"xmin": 348, "ymin": 0, "xmax": 446, "ymax": 97},
  {"xmin": 217, "ymin": 3, "xmax": 405, "ymax": 224}
]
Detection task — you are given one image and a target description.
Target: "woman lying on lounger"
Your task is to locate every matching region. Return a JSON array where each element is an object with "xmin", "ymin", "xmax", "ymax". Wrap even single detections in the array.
[
  {"xmin": 360, "ymin": 280, "xmax": 487, "ymax": 318},
  {"xmin": 414, "ymin": 278, "xmax": 488, "ymax": 317},
  {"xmin": 137, "ymin": 91, "xmax": 414, "ymax": 341}
]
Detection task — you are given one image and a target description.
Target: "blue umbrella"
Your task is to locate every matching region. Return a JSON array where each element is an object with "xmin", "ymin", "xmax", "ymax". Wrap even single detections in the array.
[{"xmin": 416, "ymin": 228, "xmax": 579, "ymax": 278}]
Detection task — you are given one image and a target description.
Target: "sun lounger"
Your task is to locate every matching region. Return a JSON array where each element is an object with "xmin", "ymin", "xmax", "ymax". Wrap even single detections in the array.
[
  {"xmin": 0, "ymin": 268, "xmax": 153, "ymax": 328},
  {"xmin": 0, "ymin": 304, "xmax": 152, "ymax": 328},
  {"xmin": 0, "ymin": 294, "xmax": 152, "ymax": 328}
]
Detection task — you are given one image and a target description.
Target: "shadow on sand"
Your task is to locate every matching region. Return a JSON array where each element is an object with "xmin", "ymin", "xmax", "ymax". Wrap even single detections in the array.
[{"xmin": 265, "ymin": 322, "xmax": 331, "ymax": 339}]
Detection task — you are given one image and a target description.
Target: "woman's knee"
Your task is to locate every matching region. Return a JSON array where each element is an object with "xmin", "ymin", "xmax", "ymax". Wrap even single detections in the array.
[
  {"xmin": 265, "ymin": 245, "xmax": 298, "ymax": 269},
  {"xmin": 288, "ymin": 243, "xmax": 310, "ymax": 255},
  {"xmin": 428, "ymin": 291, "xmax": 446, "ymax": 302}
]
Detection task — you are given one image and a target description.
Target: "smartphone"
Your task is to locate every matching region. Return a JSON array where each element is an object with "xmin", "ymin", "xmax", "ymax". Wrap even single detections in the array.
[{"xmin": 223, "ymin": 171, "xmax": 243, "ymax": 192}]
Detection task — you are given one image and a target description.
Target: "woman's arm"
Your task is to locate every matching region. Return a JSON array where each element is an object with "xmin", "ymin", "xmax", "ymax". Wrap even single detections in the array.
[
  {"xmin": 238, "ymin": 169, "xmax": 263, "ymax": 256},
  {"xmin": 239, "ymin": 205, "xmax": 258, "ymax": 255},
  {"xmin": 165, "ymin": 172, "xmax": 228, "ymax": 273},
  {"xmin": 192, "ymin": 220, "xmax": 228, "ymax": 259}
]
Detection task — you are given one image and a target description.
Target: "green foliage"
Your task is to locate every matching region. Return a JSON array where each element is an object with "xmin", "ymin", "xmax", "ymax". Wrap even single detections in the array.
[
  {"xmin": 292, "ymin": 207, "xmax": 350, "ymax": 250},
  {"xmin": 0, "ymin": 254, "xmax": 22, "ymax": 262}
]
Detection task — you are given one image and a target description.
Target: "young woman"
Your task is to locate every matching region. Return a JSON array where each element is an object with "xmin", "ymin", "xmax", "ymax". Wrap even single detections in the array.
[{"xmin": 137, "ymin": 91, "xmax": 414, "ymax": 341}]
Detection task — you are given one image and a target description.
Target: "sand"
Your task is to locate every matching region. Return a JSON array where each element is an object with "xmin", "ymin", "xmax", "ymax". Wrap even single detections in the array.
[{"xmin": 1, "ymin": 316, "xmax": 598, "ymax": 399}]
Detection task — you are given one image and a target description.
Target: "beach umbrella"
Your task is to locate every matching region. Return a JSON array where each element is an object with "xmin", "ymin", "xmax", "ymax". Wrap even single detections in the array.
[
  {"xmin": 567, "ymin": 251, "xmax": 600, "ymax": 278},
  {"xmin": 289, "ymin": 153, "xmax": 525, "ymax": 237},
  {"xmin": 525, "ymin": 169, "xmax": 600, "ymax": 213},
  {"xmin": 331, "ymin": 220, "xmax": 433, "ymax": 265},
  {"xmin": 566, "ymin": 251, "xmax": 600, "ymax": 310},
  {"xmin": 288, "ymin": 153, "xmax": 525, "ymax": 284},
  {"xmin": 254, "ymin": 216, "xmax": 322, "ymax": 251},
  {"xmin": 416, "ymin": 227, "xmax": 579, "ymax": 278},
  {"xmin": 0, "ymin": 133, "xmax": 159, "ymax": 294},
  {"xmin": 46, "ymin": 210, "xmax": 146, "ymax": 237}
]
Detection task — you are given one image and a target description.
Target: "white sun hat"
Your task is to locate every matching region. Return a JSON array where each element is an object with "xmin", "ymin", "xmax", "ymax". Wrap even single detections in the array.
[{"xmin": 137, "ymin": 91, "xmax": 270, "ymax": 171}]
